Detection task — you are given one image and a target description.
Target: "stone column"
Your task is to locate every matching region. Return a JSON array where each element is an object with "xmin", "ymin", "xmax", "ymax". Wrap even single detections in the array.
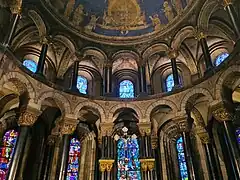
[
  {"xmin": 36, "ymin": 37, "xmax": 49, "ymax": 76},
  {"xmin": 138, "ymin": 62, "xmax": 147, "ymax": 96},
  {"xmin": 212, "ymin": 106, "xmax": 240, "ymax": 179},
  {"xmin": 103, "ymin": 62, "xmax": 112, "ymax": 96},
  {"xmin": 70, "ymin": 60, "xmax": 80, "ymax": 92},
  {"xmin": 168, "ymin": 49, "xmax": 181, "ymax": 89},
  {"xmin": 99, "ymin": 123, "xmax": 114, "ymax": 180},
  {"xmin": 223, "ymin": 0, "xmax": 240, "ymax": 38},
  {"xmin": 3, "ymin": 0, "xmax": 22, "ymax": 46},
  {"xmin": 8, "ymin": 106, "xmax": 41, "ymax": 180},
  {"xmin": 198, "ymin": 132, "xmax": 222, "ymax": 180},
  {"xmin": 195, "ymin": 31, "xmax": 213, "ymax": 73},
  {"xmin": 138, "ymin": 122, "xmax": 155, "ymax": 180}
]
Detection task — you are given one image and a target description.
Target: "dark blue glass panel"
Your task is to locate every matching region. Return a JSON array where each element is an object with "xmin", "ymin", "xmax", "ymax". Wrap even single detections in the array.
[
  {"xmin": 176, "ymin": 137, "xmax": 188, "ymax": 180},
  {"xmin": 117, "ymin": 138, "xmax": 141, "ymax": 180},
  {"xmin": 77, "ymin": 76, "xmax": 88, "ymax": 94},
  {"xmin": 215, "ymin": 53, "xmax": 229, "ymax": 66},
  {"xmin": 66, "ymin": 138, "xmax": 81, "ymax": 180},
  {"xmin": 0, "ymin": 130, "xmax": 18, "ymax": 180},
  {"xmin": 119, "ymin": 80, "xmax": 134, "ymax": 98},
  {"xmin": 23, "ymin": 60, "xmax": 37, "ymax": 73},
  {"xmin": 166, "ymin": 74, "xmax": 174, "ymax": 92},
  {"xmin": 236, "ymin": 128, "xmax": 240, "ymax": 144}
]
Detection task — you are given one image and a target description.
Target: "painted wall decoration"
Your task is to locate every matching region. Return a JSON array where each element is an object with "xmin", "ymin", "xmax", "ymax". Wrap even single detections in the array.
[{"xmin": 46, "ymin": 0, "xmax": 192, "ymax": 38}]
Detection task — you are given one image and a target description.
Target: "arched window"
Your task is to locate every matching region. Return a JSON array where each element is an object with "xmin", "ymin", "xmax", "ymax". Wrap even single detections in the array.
[
  {"xmin": 214, "ymin": 53, "xmax": 229, "ymax": 66},
  {"xmin": 66, "ymin": 137, "xmax": 81, "ymax": 179},
  {"xmin": 176, "ymin": 136, "xmax": 189, "ymax": 180},
  {"xmin": 119, "ymin": 80, "xmax": 134, "ymax": 98},
  {"xmin": 236, "ymin": 128, "xmax": 240, "ymax": 144},
  {"xmin": 77, "ymin": 76, "xmax": 88, "ymax": 94},
  {"xmin": 165, "ymin": 74, "xmax": 174, "ymax": 92},
  {"xmin": 23, "ymin": 59, "xmax": 37, "ymax": 73},
  {"xmin": 0, "ymin": 129, "xmax": 19, "ymax": 180},
  {"xmin": 117, "ymin": 137, "xmax": 141, "ymax": 179}
]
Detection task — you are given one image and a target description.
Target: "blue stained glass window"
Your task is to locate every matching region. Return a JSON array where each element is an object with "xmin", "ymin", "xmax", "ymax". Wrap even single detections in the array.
[
  {"xmin": 176, "ymin": 137, "xmax": 189, "ymax": 180},
  {"xmin": 66, "ymin": 137, "xmax": 81, "ymax": 180},
  {"xmin": 117, "ymin": 138, "xmax": 141, "ymax": 180},
  {"xmin": 23, "ymin": 59, "xmax": 37, "ymax": 73},
  {"xmin": 77, "ymin": 76, "xmax": 88, "ymax": 94},
  {"xmin": 0, "ymin": 130, "xmax": 19, "ymax": 180},
  {"xmin": 166, "ymin": 74, "xmax": 174, "ymax": 92},
  {"xmin": 236, "ymin": 128, "xmax": 240, "ymax": 144},
  {"xmin": 215, "ymin": 53, "xmax": 229, "ymax": 66},
  {"xmin": 119, "ymin": 80, "xmax": 134, "ymax": 98}
]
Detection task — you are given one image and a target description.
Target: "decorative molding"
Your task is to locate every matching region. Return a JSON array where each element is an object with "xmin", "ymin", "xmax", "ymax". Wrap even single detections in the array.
[
  {"xmin": 99, "ymin": 159, "xmax": 115, "ymax": 172},
  {"xmin": 138, "ymin": 122, "xmax": 151, "ymax": 136},
  {"xmin": 139, "ymin": 159, "xmax": 155, "ymax": 171}
]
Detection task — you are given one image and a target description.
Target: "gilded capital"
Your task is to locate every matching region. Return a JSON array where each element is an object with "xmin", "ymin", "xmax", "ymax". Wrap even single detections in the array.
[
  {"xmin": 197, "ymin": 132, "xmax": 211, "ymax": 144},
  {"xmin": 167, "ymin": 48, "xmax": 179, "ymax": 59},
  {"xmin": 100, "ymin": 122, "xmax": 114, "ymax": 137},
  {"xmin": 99, "ymin": 159, "xmax": 115, "ymax": 172},
  {"xmin": 40, "ymin": 36, "xmax": 49, "ymax": 45},
  {"xmin": 151, "ymin": 136, "xmax": 158, "ymax": 149},
  {"xmin": 9, "ymin": 0, "xmax": 22, "ymax": 14},
  {"xmin": 18, "ymin": 107, "xmax": 41, "ymax": 126},
  {"xmin": 139, "ymin": 159, "xmax": 155, "ymax": 171},
  {"xmin": 194, "ymin": 31, "xmax": 206, "ymax": 41},
  {"xmin": 60, "ymin": 117, "xmax": 78, "ymax": 135},
  {"xmin": 223, "ymin": 0, "xmax": 232, "ymax": 7},
  {"xmin": 138, "ymin": 122, "xmax": 151, "ymax": 136},
  {"xmin": 212, "ymin": 107, "xmax": 231, "ymax": 121}
]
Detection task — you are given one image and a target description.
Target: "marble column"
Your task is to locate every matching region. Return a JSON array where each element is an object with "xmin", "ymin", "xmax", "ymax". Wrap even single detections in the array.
[
  {"xmin": 223, "ymin": 0, "xmax": 240, "ymax": 38},
  {"xmin": 195, "ymin": 32, "xmax": 213, "ymax": 73},
  {"xmin": 8, "ymin": 106, "xmax": 41, "ymax": 180},
  {"xmin": 168, "ymin": 49, "xmax": 181, "ymax": 89},
  {"xmin": 103, "ymin": 62, "xmax": 112, "ymax": 96},
  {"xmin": 36, "ymin": 37, "xmax": 49, "ymax": 76},
  {"xmin": 213, "ymin": 106, "xmax": 240, "ymax": 179},
  {"xmin": 138, "ymin": 63, "xmax": 147, "ymax": 95},
  {"xmin": 71, "ymin": 61, "xmax": 80, "ymax": 92}
]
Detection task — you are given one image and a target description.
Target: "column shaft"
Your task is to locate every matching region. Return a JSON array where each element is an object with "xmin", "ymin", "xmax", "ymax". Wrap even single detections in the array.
[
  {"xmin": 170, "ymin": 58, "xmax": 180, "ymax": 87},
  {"xmin": 199, "ymin": 37, "xmax": 213, "ymax": 71},
  {"xmin": 139, "ymin": 65, "xmax": 147, "ymax": 94},
  {"xmin": 36, "ymin": 43, "xmax": 48, "ymax": 75},
  {"xmin": 103, "ymin": 64, "xmax": 112, "ymax": 96},
  {"xmin": 8, "ymin": 126, "xmax": 29, "ymax": 180},
  {"xmin": 71, "ymin": 61, "xmax": 79, "ymax": 91},
  {"xmin": 225, "ymin": 3, "xmax": 240, "ymax": 38},
  {"xmin": 3, "ymin": 14, "xmax": 20, "ymax": 46},
  {"xmin": 58, "ymin": 135, "xmax": 69, "ymax": 180}
]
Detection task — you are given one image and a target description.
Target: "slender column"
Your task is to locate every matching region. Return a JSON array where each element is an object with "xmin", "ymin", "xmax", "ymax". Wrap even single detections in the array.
[
  {"xmin": 36, "ymin": 37, "xmax": 49, "ymax": 75},
  {"xmin": 212, "ymin": 106, "xmax": 240, "ymax": 179},
  {"xmin": 138, "ymin": 63, "xmax": 147, "ymax": 95},
  {"xmin": 223, "ymin": 0, "xmax": 240, "ymax": 38},
  {"xmin": 168, "ymin": 49, "xmax": 180, "ymax": 88},
  {"xmin": 195, "ymin": 32, "xmax": 213, "ymax": 73},
  {"xmin": 71, "ymin": 61, "xmax": 80, "ymax": 91},
  {"xmin": 103, "ymin": 62, "xmax": 112, "ymax": 96},
  {"xmin": 8, "ymin": 107, "xmax": 40, "ymax": 180}
]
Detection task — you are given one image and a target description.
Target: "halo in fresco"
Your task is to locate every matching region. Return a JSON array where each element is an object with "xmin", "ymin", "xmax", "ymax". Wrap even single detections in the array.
[{"xmin": 44, "ymin": 0, "xmax": 193, "ymax": 39}]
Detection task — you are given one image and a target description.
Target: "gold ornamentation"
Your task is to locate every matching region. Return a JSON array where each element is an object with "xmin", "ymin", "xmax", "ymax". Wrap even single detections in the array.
[
  {"xmin": 197, "ymin": 132, "xmax": 210, "ymax": 144},
  {"xmin": 149, "ymin": 14, "xmax": 161, "ymax": 31},
  {"xmin": 167, "ymin": 48, "xmax": 179, "ymax": 59},
  {"xmin": 99, "ymin": 159, "xmax": 115, "ymax": 172},
  {"xmin": 194, "ymin": 31, "xmax": 206, "ymax": 41},
  {"xmin": 100, "ymin": 123, "xmax": 114, "ymax": 137},
  {"xmin": 223, "ymin": 0, "xmax": 232, "ymax": 7},
  {"xmin": 9, "ymin": 0, "xmax": 22, "ymax": 14},
  {"xmin": 212, "ymin": 107, "xmax": 231, "ymax": 121},
  {"xmin": 163, "ymin": 1, "xmax": 174, "ymax": 22},
  {"xmin": 151, "ymin": 136, "xmax": 158, "ymax": 149},
  {"xmin": 138, "ymin": 122, "xmax": 151, "ymax": 136},
  {"xmin": 139, "ymin": 159, "xmax": 155, "ymax": 171},
  {"xmin": 18, "ymin": 108, "xmax": 41, "ymax": 126},
  {"xmin": 60, "ymin": 122, "xmax": 77, "ymax": 135}
]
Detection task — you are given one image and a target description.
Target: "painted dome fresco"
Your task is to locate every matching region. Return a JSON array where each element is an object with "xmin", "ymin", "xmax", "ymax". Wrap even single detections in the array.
[{"xmin": 43, "ymin": 0, "xmax": 195, "ymax": 44}]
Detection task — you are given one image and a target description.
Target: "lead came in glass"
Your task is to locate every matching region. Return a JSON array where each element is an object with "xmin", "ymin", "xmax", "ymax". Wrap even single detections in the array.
[
  {"xmin": 166, "ymin": 74, "xmax": 174, "ymax": 92},
  {"xmin": 215, "ymin": 53, "xmax": 229, "ymax": 66},
  {"xmin": 66, "ymin": 138, "xmax": 81, "ymax": 180},
  {"xmin": 119, "ymin": 80, "xmax": 134, "ymax": 98},
  {"xmin": 117, "ymin": 138, "xmax": 141, "ymax": 180},
  {"xmin": 23, "ymin": 59, "xmax": 37, "ymax": 73},
  {"xmin": 176, "ymin": 136, "xmax": 188, "ymax": 180},
  {"xmin": 77, "ymin": 76, "xmax": 88, "ymax": 94},
  {"xmin": 0, "ymin": 130, "xmax": 19, "ymax": 180}
]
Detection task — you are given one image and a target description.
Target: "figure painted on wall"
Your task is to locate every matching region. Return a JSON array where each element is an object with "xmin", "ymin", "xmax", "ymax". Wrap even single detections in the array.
[
  {"xmin": 84, "ymin": 15, "xmax": 99, "ymax": 33},
  {"xmin": 64, "ymin": 0, "xmax": 75, "ymax": 18},
  {"xmin": 163, "ymin": 1, "xmax": 174, "ymax": 22},
  {"xmin": 149, "ymin": 14, "xmax": 161, "ymax": 31},
  {"xmin": 172, "ymin": 0, "xmax": 183, "ymax": 15},
  {"xmin": 102, "ymin": 11, "xmax": 111, "ymax": 26},
  {"xmin": 72, "ymin": 4, "xmax": 86, "ymax": 26}
]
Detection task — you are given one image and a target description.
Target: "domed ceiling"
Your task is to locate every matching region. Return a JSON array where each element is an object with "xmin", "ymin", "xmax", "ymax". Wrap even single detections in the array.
[{"xmin": 42, "ymin": 0, "xmax": 196, "ymax": 44}]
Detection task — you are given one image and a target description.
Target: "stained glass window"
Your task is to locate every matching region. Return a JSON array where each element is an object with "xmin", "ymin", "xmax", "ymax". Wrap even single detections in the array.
[
  {"xmin": 236, "ymin": 128, "xmax": 240, "ymax": 144},
  {"xmin": 215, "ymin": 53, "xmax": 229, "ymax": 66},
  {"xmin": 166, "ymin": 74, "xmax": 174, "ymax": 92},
  {"xmin": 76, "ymin": 76, "xmax": 88, "ymax": 94},
  {"xmin": 66, "ymin": 137, "xmax": 81, "ymax": 180},
  {"xmin": 23, "ymin": 59, "xmax": 37, "ymax": 73},
  {"xmin": 117, "ymin": 137, "xmax": 141, "ymax": 180},
  {"xmin": 176, "ymin": 136, "xmax": 188, "ymax": 180},
  {"xmin": 0, "ymin": 129, "xmax": 19, "ymax": 180},
  {"xmin": 119, "ymin": 80, "xmax": 134, "ymax": 98}
]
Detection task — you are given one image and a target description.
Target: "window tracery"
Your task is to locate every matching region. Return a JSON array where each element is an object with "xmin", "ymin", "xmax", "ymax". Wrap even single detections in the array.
[
  {"xmin": 176, "ymin": 136, "xmax": 188, "ymax": 180},
  {"xmin": 66, "ymin": 137, "xmax": 81, "ymax": 180},
  {"xmin": 0, "ymin": 129, "xmax": 19, "ymax": 180},
  {"xmin": 77, "ymin": 76, "xmax": 88, "ymax": 94},
  {"xmin": 214, "ymin": 53, "xmax": 229, "ymax": 66},
  {"xmin": 165, "ymin": 74, "xmax": 174, "ymax": 92},
  {"xmin": 23, "ymin": 59, "xmax": 37, "ymax": 73},
  {"xmin": 119, "ymin": 80, "xmax": 134, "ymax": 98}
]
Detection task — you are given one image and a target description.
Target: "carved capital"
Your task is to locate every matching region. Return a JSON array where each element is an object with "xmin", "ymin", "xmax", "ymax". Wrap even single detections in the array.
[
  {"xmin": 60, "ymin": 117, "xmax": 78, "ymax": 135},
  {"xmin": 223, "ymin": 0, "xmax": 232, "ymax": 7},
  {"xmin": 18, "ymin": 107, "xmax": 41, "ymax": 126},
  {"xmin": 151, "ymin": 136, "xmax": 158, "ymax": 149},
  {"xmin": 167, "ymin": 48, "xmax": 179, "ymax": 59},
  {"xmin": 139, "ymin": 159, "xmax": 155, "ymax": 171},
  {"xmin": 9, "ymin": 0, "xmax": 22, "ymax": 14},
  {"xmin": 99, "ymin": 159, "xmax": 115, "ymax": 172},
  {"xmin": 212, "ymin": 107, "xmax": 231, "ymax": 121},
  {"xmin": 194, "ymin": 30, "xmax": 206, "ymax": 41},
  {"xmin": 40, "ymin": 36, "xmax": 50, "ymax": 45},
  {"xmin": 197, "ymin": 131, "xmax": 211, "ymax": 144},
  {"xmin": 138, "ymin": 122, "xmax": 151, "ymax": 136},
  {"xmin": 47, "ymin": 134, "xmax": 57, "ymax": 145},
  {"xmin": 100, "ymin": 123, "xmax": 114, "ymax": 137}
]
